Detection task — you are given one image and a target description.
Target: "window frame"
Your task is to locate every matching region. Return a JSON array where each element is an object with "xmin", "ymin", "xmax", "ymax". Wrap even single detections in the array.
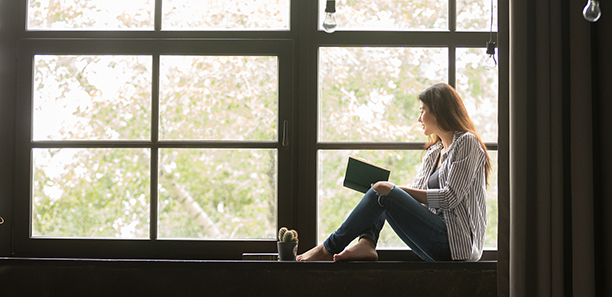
[
  {"xmin": 14, "ymin": 38, "xmax": 295, "ymax": 259},
  {"xmin": 309, "ymin": 1, "xmax": 500, "ymax": 259},
  {"xmin": 3, "ymin": 0, "xmax": 506, "ymax": 260}
]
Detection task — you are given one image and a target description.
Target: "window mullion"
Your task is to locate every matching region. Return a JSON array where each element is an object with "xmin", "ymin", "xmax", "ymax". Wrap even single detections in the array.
[
  {"xmin": 449, "ymin": 45, "xmax": 456, "ymax": 88},
  {"xmin": 449, "ymin": 0, "xmax": 457, "ymax": 87},
  {"xmin": 155, "ymin": 0, "xmax": 163, "ymax": 32},
  {"xmin": 150, "ymin": 54, "xmax": 160, "ymax": 240},
  {"xmin": 449, "ymin": 0, "xmax": 457, "ymax": 33}
]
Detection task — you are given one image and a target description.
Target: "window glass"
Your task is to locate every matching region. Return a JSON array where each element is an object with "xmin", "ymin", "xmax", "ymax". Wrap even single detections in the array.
[
  {"xmin": 162, "ymin": 0, "xmax": 290, "ymax": 30},
  {"xmin": 158, "ymin": 149, "xmax": 277, "ymax": 239},
  {"xmin": 33, "ymin": 55, "xmax": 152, "ymax": 141},
  {"xmin": 159, "ymin": 56, "xmax": 278, "ymax": 141},
  {"xmin": 485, "ymin": 151, "xmax": 498, "ymax": 249},
  {"xmin": 318, "ymin": 0, "xmax": 448, "ymax": 31},
  {"xmin": 456, "ymin": 0, "xmax": 498, "ymax": 31},
  {"xmin": 32, "ymin": 148, "xmax": 151, "ymax": 238},
  {"xmin": 27, "ymin": 0, "xmax": 154, "ymax": 30},
  {"xmin": 318, "ymin": 47, "xmax": 448, "ymax": 143},
  {"xmin": 455, "ymin": 47, "xmax": 499, "ymax": 142}
]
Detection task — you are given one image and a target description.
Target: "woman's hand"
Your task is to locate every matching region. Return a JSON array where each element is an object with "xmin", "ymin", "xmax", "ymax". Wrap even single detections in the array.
[
  {"xmin": 372, "ymin": 181, "xmax": 395, "ymax": 195},
  {"xmin": 373, "ymin": 182, "xmax": 429, "ymax": 204}
]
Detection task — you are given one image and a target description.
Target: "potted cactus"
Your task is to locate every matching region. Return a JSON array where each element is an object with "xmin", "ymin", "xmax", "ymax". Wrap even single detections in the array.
[{"xmin": 277, "ymin": 227, "xmax": 299, "ymax": 261}]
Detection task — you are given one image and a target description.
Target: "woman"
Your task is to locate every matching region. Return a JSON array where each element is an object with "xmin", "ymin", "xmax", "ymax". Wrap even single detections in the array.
[{"xmin": 297, "ymin": 83, "xmax": 491, "ymax": 262}]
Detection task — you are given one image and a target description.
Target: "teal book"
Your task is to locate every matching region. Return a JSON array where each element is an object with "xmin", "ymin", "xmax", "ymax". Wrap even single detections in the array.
[{"xmin": 343, "ymin": 157, "xmax": 391, "ymax": 193}]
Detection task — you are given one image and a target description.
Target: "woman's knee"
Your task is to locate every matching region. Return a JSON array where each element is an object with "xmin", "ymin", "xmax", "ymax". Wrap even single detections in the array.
[{"xmin": 372, "ymin": 182, "xmax": 394, "ymax": 196}]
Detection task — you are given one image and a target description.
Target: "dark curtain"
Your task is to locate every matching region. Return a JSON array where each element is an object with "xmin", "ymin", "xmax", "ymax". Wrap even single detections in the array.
[
  {"xmin": 593, "ymin": 2, "xmax": 612, "ymax": 295},
  {"xmin": 507, "ymin": 0, "xmax": 611, "ymax": 296}
]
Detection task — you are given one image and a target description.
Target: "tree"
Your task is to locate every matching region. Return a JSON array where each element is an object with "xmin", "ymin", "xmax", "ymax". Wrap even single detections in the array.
[{"xmin": 33, "ymin": 54, "xmax": 279, "ymax": 240}]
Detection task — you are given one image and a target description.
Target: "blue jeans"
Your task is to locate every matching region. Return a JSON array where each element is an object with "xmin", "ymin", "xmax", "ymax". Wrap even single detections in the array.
[{"xmin": 323, "ymin": 186, "xmax": 452, "ymax": 262}]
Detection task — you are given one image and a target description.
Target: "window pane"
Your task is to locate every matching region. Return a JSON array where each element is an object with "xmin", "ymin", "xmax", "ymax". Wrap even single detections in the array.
[
  {"xmin": 485, "ymin": 151, "xmax": 498, "ymax": 249},
  {"xmin": 158, "ymin": 149, "xmax": 277, "ymax": 239},
  {"xmin": 318, "ymin": 150, "xmax": 424, "ymax": 248},
  {"xmin": 27, "ymin": 0, "xmax": 154, "ymax": 30},
  {"xmin": 318, "ymin": 149, "xmax": 498, "ymax": 250},
  {"xmin": 32, "ymin": 148, "xmax": 151, "ymax": 238},
  {"xmin": 457, "ymin": 0, "xmax": 498, "ymax": 31},
  {"xmin": 319, "ymin": 47, "xmax": 448, "ymax": 142},
  {"xmin": 33, "ymin": 55, "xmax": 152, "ymax": 141},
  {"xmin": 159, "ymin": 56, "xmax": 278, "ymax": 141},
  {"xmin": 455, "ymin": 48, "xmax": 498, "ymax": 142},
  {"xmin": 318, "ymin": 0, "xmax": 448, "ymax": 31},
  {"xmin": 162, "ymin": 0, "xmax": 290, "ymax": 30}
]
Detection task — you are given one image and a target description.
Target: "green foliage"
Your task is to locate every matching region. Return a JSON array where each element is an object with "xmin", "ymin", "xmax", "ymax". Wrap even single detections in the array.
[
  {"xmin": 456, "ymin": 48, "xmax": 499, "ymax": 142},
  {"xmin": 159, "ymin": 56, "xmax": 277, "ymax": 141},
  {"xmin": 32, "ymin": 54, "xmax": 278, "ymax": 240},
  {"xmin": 28, "ymin": 0, "xmax": 154, "ymax": 30},
  {"xmin": 32, "ymin": 148, "xmax": 150, "ymax": 238},
  {"xmin": 319, "ymin": 47, "xmax": 444, "ymax": 143},
  {"xmin": 158, "ymin": 149, "xmax": 277, "ymax": 239},
  {"xmin": 331, "ymin": 0, "xmax": 448, "ymax": 30}
]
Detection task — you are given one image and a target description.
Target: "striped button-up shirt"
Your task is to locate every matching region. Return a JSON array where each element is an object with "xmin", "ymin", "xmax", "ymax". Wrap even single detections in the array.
[{"xmin": 411, "ymin": 131, "xmax": 488, "ymax": 261}]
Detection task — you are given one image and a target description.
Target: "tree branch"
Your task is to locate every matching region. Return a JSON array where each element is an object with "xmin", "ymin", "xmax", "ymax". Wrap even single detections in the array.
[{"xmin": 159, "ymin": 173, "xmax": 222, "ymax": 238}]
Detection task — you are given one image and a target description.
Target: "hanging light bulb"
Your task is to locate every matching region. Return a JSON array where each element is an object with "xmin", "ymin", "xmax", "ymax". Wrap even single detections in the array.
[
  {"xmin": 583, "ymin": 0, "xmax": 601, "ymax": 22},
  {"xmin": 323, "ymin": 0, "xmax": 337, "ymax": 33},
  {"xmin": 485, "ymin": 41, "xmax": 497, "ymax": 70}
]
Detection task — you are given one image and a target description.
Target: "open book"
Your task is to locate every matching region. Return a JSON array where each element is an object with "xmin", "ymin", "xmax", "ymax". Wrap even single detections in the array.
[{"xmin": 343, "ymin": 157, "xmax": 391, "ymax": 193}]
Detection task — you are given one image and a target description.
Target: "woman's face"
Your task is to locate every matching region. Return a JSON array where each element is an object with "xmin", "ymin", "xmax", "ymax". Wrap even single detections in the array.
[{"xmin": 418, "ymin": 102, "xmax": 439, "ymax": 136}]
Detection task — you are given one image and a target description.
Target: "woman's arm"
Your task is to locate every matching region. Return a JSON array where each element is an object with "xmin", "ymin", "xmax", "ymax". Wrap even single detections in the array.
[
  {"xmin": 372, "ymin": 182, "xmax": 428, "ymax": 205},
  {"xmin": 398, "ymin": 186, "xmax": 428, "ymax": 204},
  {"xmin": 427, "ymin": 133, "xmax": 486, "ymax": 210}
]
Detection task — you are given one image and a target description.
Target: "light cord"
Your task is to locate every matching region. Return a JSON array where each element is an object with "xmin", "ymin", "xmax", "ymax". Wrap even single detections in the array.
[
  {"xmin": 489, "ymin": 0, "xmax": 494, "ymax": 43},
  {"xmin": 485, "ymin": 0, "xmax": 497, "ymax": 67}
]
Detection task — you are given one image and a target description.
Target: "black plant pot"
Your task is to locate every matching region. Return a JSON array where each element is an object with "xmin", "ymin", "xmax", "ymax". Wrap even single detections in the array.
[{"xmin": 277, "ymin": 241, "xmax": 298, "ymax": 261}]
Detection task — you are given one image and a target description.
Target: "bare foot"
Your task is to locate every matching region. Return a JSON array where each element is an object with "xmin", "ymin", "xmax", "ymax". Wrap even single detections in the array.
[
  {"xmin": 296, "ymin": 244, "xmax": 333, "ymax": 261},
  {"xmin": 333, "ymin": 238, "xmax": 378, "ymax": 262}
]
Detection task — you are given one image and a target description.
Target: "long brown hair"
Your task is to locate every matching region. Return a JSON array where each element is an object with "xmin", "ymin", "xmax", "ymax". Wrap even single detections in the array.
[{"xmin": 418, "ymin": 83, "xmax": 491, "ymax": 185}]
